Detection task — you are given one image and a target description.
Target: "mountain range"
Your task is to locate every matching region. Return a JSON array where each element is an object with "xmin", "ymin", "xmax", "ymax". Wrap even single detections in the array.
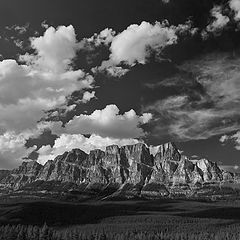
[{"xmin": 0, "ymin": 142, "xmax": 238, "ymax": 199}]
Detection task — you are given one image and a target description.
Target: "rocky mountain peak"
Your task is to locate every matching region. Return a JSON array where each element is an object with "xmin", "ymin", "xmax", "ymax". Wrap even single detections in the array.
[
  {"xmin": 105, "ymin": 145, "xmax": 120, "ymax": 155},
  {"xmin": 12, "ymin": 161, "xmax": 43, "ymax": 176},
  {"xmin": 0, "ymin": 142, "xmax": 236, "ymax": 196},
  {"xmin": 178, "ymin": 156, "xmax": 194, "ymax": 170},
  {"xmin": 88, "ymin": 149, "xmax": 105, "ymax": 165},
  {"xmin": 54, "ymin": 148, "xmax": 88, "ymax": 165},
  {"xmin": 155, "ymin": 142, "xmax": 181, "ymax": 162}
]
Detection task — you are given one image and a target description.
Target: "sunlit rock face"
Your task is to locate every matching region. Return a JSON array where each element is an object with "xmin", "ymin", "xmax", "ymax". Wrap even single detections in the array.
[
  {"xmin": 12, "ymin": 161, "xmax": 43, "ymax": 176},
  {"xmin": 0, "ymin": 142, "xmax": 234, "ymax": 196},
  {"xmin": 37, "ymin": 149, "xmax": 88, "ymax": 184},
  {"xmin": 222, "ymin": 170, "xmax": 234, "ymax": 181},
  {"xmin": 172, "ymin": 156, "xmax": 195, "ymax": 184},
  {"xmin": 91, "ymin": 143, "xmax": 153, "ymax": 185},
  {"xmin": 154, "ymin": 142, "xmax": 181, "ymax": 162},
  {"xmin": 120, "ymin": 143, "xmax": 153, "ymax": 185},
  {"xmin": 88, "ymin": 149, "xmax": 105, "ymax": 166},
  {"xmin": 150, "ymin": 142, "xmax": 180, "ymax": 183},
  {"xmin": 101, "ymin": 145, "xmax": 122, "ymax": 184},
  {"xmin": 196, "ymin": 159, "xmax": 223, "ymax": 182},
  {"xmin": 0, "ymin": 161, "xmax": 43, "ymax": 189}
]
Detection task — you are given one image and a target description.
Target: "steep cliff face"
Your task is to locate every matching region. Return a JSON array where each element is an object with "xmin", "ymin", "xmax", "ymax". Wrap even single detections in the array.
[
  {"xmin": 120, "ymin": 143, "xmax": 152, "ymax": 185},
  {"xmin": 38, "ymin": 149, "xmax": 88, "ymax": 184},
  {"xmin": 53, "ymin": 149, "xmax": 88, "ymax": 165},
  {"xmin": 101, "ymin": 145, "xmax": 122, "ymax": 184},
  {"xmin": 12, "ymin": 161, "xmax": 43, "ymax": 176},
  {"xmin": 88, "ymin": 149, "xmax": 105, "ymax": 166},
  {"xmin": 222, "ymin": 170, "xmax": 234, "ymax": 181},
  {"xmin": 151, "ymin": 147, "xmax": 223, "ymax": 185},
  {"xmin": 172, "ymin": 157, "xmax": 195, "ymax": 184},
  {"xmin": 0, "ymin": 142, "xmax": 235, "ymax": 195},
  {"xmin": 154, "ymin": 142, "xmax": 181, "ymax": 162},
  {"xmin": 88, "ymin": 143, "xmax": 153, "ymax": 185},
  {"xmin": 0, "ymin": 161, "xmax": 43, "ymax": 189},
  {"xmin": 151, "ymin": 142, "xmax": 180, "ymax": 183},
  {"xmin": 196, "ymin": 159, "xmax": 222, "ymax": 182}
]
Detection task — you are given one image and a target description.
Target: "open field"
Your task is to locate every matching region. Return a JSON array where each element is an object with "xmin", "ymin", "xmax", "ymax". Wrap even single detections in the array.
[{"xmin": 1, "ymin": 194, "xmax": 240, "ymax": 239}]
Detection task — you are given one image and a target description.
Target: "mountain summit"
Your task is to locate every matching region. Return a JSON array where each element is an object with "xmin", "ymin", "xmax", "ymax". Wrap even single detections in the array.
[{"xmin": 0, "ymin": 142, "xmax": 235, "ymax": 198}]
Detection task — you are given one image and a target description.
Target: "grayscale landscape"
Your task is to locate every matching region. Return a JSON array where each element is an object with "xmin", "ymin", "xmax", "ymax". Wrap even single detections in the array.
[{"xmin": 0, "ymin": 0, "xmax": 240, "ymax": 239}]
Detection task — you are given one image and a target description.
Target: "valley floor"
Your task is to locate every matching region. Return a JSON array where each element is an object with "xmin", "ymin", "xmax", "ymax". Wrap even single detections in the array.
[{"xmin": 0, "ymin": 193, "xmax": 240, "ymax": 239}]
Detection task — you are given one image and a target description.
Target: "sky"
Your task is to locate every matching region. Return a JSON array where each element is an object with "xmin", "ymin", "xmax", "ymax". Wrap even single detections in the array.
[{"xmin": 0, "ymin": 0, "xmax": 240, "ymax": 170}]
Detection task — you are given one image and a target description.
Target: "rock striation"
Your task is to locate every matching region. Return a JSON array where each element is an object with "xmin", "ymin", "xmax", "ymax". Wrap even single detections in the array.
[{"xmin": 0, "ymin": 142, "xmax": 235, "ymax": 198}]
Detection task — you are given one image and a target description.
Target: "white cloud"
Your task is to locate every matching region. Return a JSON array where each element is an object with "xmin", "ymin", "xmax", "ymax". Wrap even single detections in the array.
[
  {"xmin": 81, "ymin": 28, "xmax": 116, "ymax": 47},
  {"xmin": 35, "ymin": 104, "xmax": 152, "ymax": 165},
  {"xmin": 0, "ymin": 25, "xmax": 95, "ymax": 168},
  {"xmin": 220, "ymin": 131, "xmax": 240, "ymax": 150},
  {"xmin": 101, "ymin": 21, "xmax": 178, "ymax": 67},
  {"xmin": 20, "ymin": 25, "xmax": 79, "ymax": 73},
  {"xmin": 0, "ymin": 131, "xmax": 37, "ymax": 169},
  {"xmin": 0, "ymin": 25, "xmax": 94, "ymax": 133},
  {"xmin": 41, "ymin": 21, "xmax": 49, "ymax": 29},
  {"xmin": 162, "ymin": 0, "xmax": 170, "ymax": 3},
  {"xmin": 103, "ymin": 66, "xmax": 130, "ymax": 78},
  {"xmin": 206, "ymin": 6, "xmax": 229, "ymax": 34},
  {"xmin": 45, "ymin": 104, "xmax": 152, "ymax": 139},
  {"xmin": 81, "ymin": 91, "xmax": 96, "ymax": 103},
  {"xmin": 37, "ymin": 133, "xmax": 140, "ymax": 165},
  {"xmin": 220, "ymin": 134, "xmax": 229, "ymax": 143},
  {"xmin": 93, "ymin": 20, "xmax": 197, "ymax": 75},
  {"xmin": 230, "ymin": 0, "xmax": 240, "ymax": 21}
]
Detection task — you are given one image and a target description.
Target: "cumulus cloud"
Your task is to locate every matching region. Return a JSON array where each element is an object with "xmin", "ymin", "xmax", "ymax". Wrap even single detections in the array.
[
  {"xmin": 92, "ymin": 65, "xmax": 129, "ymax": 78},
  {"xmin": 37, "ymin": 133, "xmax": 140, "ymax": 165},
  {"xmin": 101, "ymin": 21, "xmax": 178, "ymax": 67},
  {"xmin": 81, "ymin": 91, "xmax": 96, "ymax": 103},
  {"xmin": 0, "ymin": 25, "xmax": 95, "ymax": 168},
  {"xmin": 206, "ymin": 6, "xmax": 229, "ymax": 34},
  {"xmin": 220, "ymin": 131, "xmax": 240, "ymax": 150},
  {"xmin": 0, "ymin": 131, "xmax": 37, "ymax": 169},
  {"xmin": 0, "ymin": 25, "xmax": 94, "ymax": 133},
  {"xmin": 220, "ymin": 134, "xmax": 230, "ymax": 143},
  {"xmin": 80, "ymin": 28, "xmax": 116, "ymax": 47},
  {"xmin": 20, "ymin": 25, "xmax": 79, "ymax": 73},
  {"xmin": 94, "ymin": 20, "xmax": 197, "ymax": 74},
  {"xmin": 145, "ymin": 52, "xmax": 240, "ymax": 141},
  {"xmin": 45, "ymin": 104, "xmax": 152, "ymax": 139},
  {"xmin": 230, "ymin": 0, "xmax": 240, "ymax": 21},
  {"xmin": 35, "ymin": 104, "xmax": 152, "ymax": 165}
]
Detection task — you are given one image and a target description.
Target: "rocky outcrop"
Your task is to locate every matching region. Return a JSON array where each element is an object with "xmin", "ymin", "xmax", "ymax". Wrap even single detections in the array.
[
  {"xmin": 12, "ymin": 161, "xmax": 43, "ymax": 176},
  {"xmin": 120, "ymin": 143, "xmax": 152, "ymax": 185},
  {"xmin": 87, "ymin": 143, "xmax": 153, "ymax": 185},
  {"xmin": 38, "ymin": 149, "xmax": 88, "ymax": 184},
  {"xmin": 172, "ymin": 156, "xmax": 195, "ymax": 184},
  {"xmin": 196, "ymin": 159, "xmax": 222, "ymax": 182},
  {"xmin": 222, "ymin": 171, "xmax": 234, "ymax": 181},
  {"xmin": 154, "ymin": 142, "xmax": 181, "ymax": 162},
  {"xmin": 0, "ymin": 142, "xmax": 236, "ymax": 197},
  {"xmin": 151, "ymin": 142, "xmax": 180, "ymax": 183},
  {"xmin": 0, "ymin": 161, "xmax": 43, "ymax": 189}
]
